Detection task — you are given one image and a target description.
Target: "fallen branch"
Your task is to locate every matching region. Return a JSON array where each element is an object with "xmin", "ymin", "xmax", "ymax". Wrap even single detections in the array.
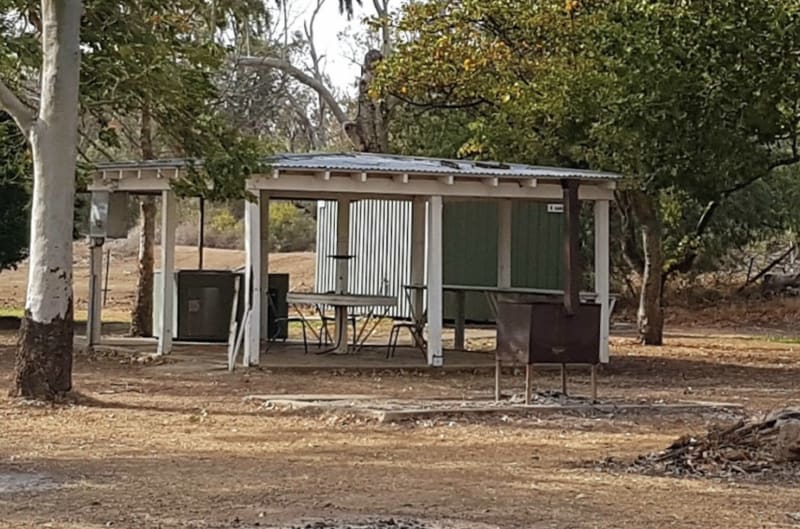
[{"xmin": 737, "ymin": 243, "xmax": 797, "ymax": 292}]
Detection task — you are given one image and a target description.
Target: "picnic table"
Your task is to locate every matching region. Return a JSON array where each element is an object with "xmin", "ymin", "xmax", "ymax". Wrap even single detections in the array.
[{"xmin": 286, "ymin": 292, "xmax": 396, "ymax": 354}]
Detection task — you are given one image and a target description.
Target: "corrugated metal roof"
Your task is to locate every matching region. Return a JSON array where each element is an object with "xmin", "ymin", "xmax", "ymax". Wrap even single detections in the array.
[
  {"xmin": 94, "ymin": 152, "xmax": 621, "ymax": 181},
  {"xmin": 269, "ymin": 152, "xmax": 621, "ymax": 180}
]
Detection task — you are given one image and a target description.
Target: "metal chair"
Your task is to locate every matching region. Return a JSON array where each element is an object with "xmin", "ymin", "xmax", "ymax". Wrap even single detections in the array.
[
  {"xmin": 265, "ymin": 294, "xmax": 309, "ymax": 354},
  {"xmin": 387, "ymin": 285, "xmax": 427, "ymax": 359}
]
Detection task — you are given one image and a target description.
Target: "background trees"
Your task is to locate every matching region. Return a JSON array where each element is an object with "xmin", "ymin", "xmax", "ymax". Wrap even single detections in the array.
[
  {"xmin": 0, "ymin": 112, "xmax": 29, "ymax": 272},
  {"xmin": 0, "ymin": 0, "xmax": 265, "ymax": 399},
  {"xmin": 376, "ymin": 0, "xmax": 800, "ymax": 344}
]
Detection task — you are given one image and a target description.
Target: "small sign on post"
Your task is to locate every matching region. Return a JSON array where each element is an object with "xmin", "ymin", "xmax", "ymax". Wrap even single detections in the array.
[{"xmin": 90, "ymin": 191, "xmax": 129, "ymax": 239}]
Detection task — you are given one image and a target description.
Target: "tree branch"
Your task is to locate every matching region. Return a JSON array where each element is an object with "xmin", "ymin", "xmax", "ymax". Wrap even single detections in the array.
[
  {"xmin": 0, "ymin": 77, "xmax": 36, "ymax": 136},
  {"xmin": 391, "ymin": 92, "xmax": 490, "ymax": 110},
  {"xmin": 768, "ymin": 155, "xmax": 800, "ymax": 171},
  {"xmin": 238, "ymin": 56, "xmax": 349, "ymax": 127}
]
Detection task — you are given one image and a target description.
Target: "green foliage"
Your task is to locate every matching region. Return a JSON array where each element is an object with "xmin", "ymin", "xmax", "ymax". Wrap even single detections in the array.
[
  {"xmin": 1, "ymin": 0, "xmax": 269, "ymax": 199},
  {"xmin": 379, "ymin": 0, "xmax": 800, "ymax": 281},
  {"xmin": 269, "ymin": 202, "xmax": 315, "ymax": 252},
  {"xmin": 0, "ymin": 112, "xmax": 29, "ymax": 271}
]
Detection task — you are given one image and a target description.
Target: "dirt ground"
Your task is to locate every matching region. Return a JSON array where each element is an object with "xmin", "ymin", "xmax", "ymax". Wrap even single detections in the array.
[
  {"xmin": 3, "ymin": 246, "xmax": 800, "ymax": 528},
  {"xmin": 1, "ymin": 327, "xmax": 800, "ymax": 529}
]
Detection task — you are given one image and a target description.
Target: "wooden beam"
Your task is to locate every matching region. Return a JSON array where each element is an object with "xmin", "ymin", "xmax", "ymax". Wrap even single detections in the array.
[
  {"xmin": 562, "ymin": 179, "xmax": 581, "ymax": 315},
  {"xmin": 520, "ymin": 178, "xmax": 538, "ymax": 188},
  {"xmin": 438, "ymin": 175, "xmax": 454, "ymax": 185},
  {"xmin": 352, "ymin": 172, "xmax": 368, "ymax": 183},
  {"xmin": 248, "ymin": 173, "xmax": 615, "ymax": 200},
  {"xmin": 483, "ymin": 176, "xmax": 499, "ymax": 187},
  {"xmin": 393, "ymin": 173, "xmax": 409, "ymax": 184}
]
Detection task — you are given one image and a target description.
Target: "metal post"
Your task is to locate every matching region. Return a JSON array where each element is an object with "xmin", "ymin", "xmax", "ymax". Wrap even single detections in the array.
[
  {"xmin": 198, "ymin": 196, "xmax": 205, "ymax": 270},
  {"xmin": 103, "ymin": 248, "xmax": 111, "ymax": 306},
  {"xmin": 454, "ymin": 290, "xmax": 466, "ymax": 350},
  {"xmin": 495, "ymin": 358, "xmax": 501, "ymax": 401},
  {"xmin": 524, "ymin": 364, "xmax": 533, "ymax": 405},
  {"xmin": 562, "ymin": 180, "xmax": 581, "ymax": 315}
]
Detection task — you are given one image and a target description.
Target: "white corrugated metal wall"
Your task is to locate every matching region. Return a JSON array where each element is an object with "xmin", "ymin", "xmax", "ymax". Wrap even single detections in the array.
[{"xmin": 315, "ymin": 199, "xmax": 415, "ymax": 318}]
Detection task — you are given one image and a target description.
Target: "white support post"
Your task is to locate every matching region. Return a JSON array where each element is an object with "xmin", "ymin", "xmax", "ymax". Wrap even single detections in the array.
[
  {"xmin": 244, "ymin": 194, "xmax": 261, "ymax": 365},
  {"xmin": 333, "ymin": 198, "xmax": 351, "ymax": 353},
  {"xmin": 157, "ymin": 190, "xmax": 177, "ymax": 355},
  {"xmin": 410, "ymin": 197, "xmax": 426, "ymax": 320},
  {"xmin": 497, "ymin": 199, "xmax": 512, "ymax": 288},
  {"xmin": 335, "ymin": 199, "xmax": 351, "ymax": 294},
  {"xmin": 86, "ymin": 239, "xmax": 104, "ymax": 346},
  {"xmin": 594, "ymin": 200, "xmax": 611, "ymax": 363},
  {"xmin": 427, "ymin": 196, "xmax": 444, "ymax": 366},
  {"xmin": 259, "ymin": 192, "xmax": 270, "ymax": 345}
]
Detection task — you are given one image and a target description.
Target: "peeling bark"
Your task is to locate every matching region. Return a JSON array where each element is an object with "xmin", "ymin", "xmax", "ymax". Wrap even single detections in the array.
[
  {"xmin": 345, "ymin": 49, "xmax": 389, "ymax": 153},
  {"xmin": 11, "ymin": 305, "xmax": 73, "ymax": 399},
  {"xmin": 11, "ymin": 0, "xmax": 82, "ymax": 400}
]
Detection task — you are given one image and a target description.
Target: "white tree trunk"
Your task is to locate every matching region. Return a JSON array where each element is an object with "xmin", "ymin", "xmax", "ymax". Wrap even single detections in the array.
[{"xmin": 11, "ymin": 0, "xmax": 82, "ymax": 399}]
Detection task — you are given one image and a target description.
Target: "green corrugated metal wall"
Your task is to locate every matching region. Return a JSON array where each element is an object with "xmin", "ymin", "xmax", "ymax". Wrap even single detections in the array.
[{"xmin": 443, "ymin": 201, "xmax": 563, "ymax": 323}]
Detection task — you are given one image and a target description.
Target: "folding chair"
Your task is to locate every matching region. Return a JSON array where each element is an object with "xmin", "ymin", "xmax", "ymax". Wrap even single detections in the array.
[
  {"xmin": 387, "ymin": 286, "xmax": 427, "ymax": 359},
  {"xmin": 265, "ymin": 293, "xmax": 309, "ymax": 354}
]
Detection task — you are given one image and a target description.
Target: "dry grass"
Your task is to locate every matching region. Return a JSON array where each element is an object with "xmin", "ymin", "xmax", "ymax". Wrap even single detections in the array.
[{"xmin": 0, "ymin": 243, "xmax": 316, "ymax": 320}]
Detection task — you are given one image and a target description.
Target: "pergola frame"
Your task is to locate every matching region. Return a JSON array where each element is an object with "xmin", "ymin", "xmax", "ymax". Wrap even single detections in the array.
[{"xmin": 89, "ymin": 154, "xmax": 618, "ymax": 366}]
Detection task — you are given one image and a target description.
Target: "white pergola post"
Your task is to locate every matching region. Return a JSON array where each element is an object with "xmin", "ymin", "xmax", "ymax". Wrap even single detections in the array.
[
  {"xmin": 157, "ymin": 190, "xmax": 177, "ymax": 355},
  {"xmin": 410, "ymin": 197, "xmax": 426, "ymax": 320},
  {"xmin": 259, "ymin": 192, "xmax": 270, "ymax": 345},
  {"xmin": 333, "ymin": 198, "xmax": 351, "ymax": 353},
  {"xmin": 497, "ymin": 199, "xmax": 512, "ymax": 287},
  {"xmin": 427, "ymin": 195, "xmax": 444, "ymax": 366},
  {"xmin": 86, "ymin": 239, "xmax": 104, "ymax": 346},
  {"xmin": 594, "ymin": 200, "xmax": 611, "ymax": 362},
  {"xmin": 335, "ymin": 199, "xmax": 351, "ymax": 293},
  {"xmin": 244, "ymin": 194, "xmax": 261, "ymax": 365}
]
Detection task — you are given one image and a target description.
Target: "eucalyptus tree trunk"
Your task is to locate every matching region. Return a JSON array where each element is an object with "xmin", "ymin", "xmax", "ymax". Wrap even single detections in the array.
[
  {"xmin": 130, "ymin": 105, "xmax": 156, "ymax": 337},
  {"xmin": 11, "ymin": 0, "xmax": 82, "ymax": 399},
  {"xmin": 631, "ymin": 191, "xmax": 665, "ymax": 345},
  {"xmin": 345, "ymin": 49, "xmax": 389, "ymax": 153}
]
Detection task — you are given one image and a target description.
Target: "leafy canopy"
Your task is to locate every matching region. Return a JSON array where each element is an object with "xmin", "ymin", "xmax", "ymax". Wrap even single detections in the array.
[
  {"xmin": 0, "ymin": 112, "xmax": 29, "ymax": 271},
  {"xmin": 378, "ymin": 0, "xmax": 800, "ymax": 274},
  {"xmin": 0, "ymin": 0, "xmax": 267, "ymax": 199}
]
